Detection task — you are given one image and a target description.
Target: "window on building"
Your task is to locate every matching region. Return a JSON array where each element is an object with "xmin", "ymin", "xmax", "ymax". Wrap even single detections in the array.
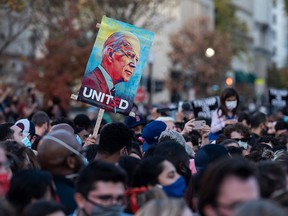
[
  {"xmin": 272, "ymin": 14, "xmax": 277, "ymax": 23},
  {"xmin": 273, "ymin": 47, "xmax": 277, "ymax": 56},
  {"xmin": 272, "ymin": 30, "xmax": 276, "ymax": 40},
  {"xmin": 0, "ymin": 33, "xmax": 5, "ymax": 40},
  {"xmin": 273, "ymin": 0, "xmax": 277, "ymax": 7}
]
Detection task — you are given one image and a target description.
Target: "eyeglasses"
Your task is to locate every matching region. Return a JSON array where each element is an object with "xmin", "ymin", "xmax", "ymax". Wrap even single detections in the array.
[
  {"xmin": 118, "ymin": 43, "xmax": 139, "ymax": 62},
  {"xmin": 120, "ymin": 49, "xmax": 138, "ymax": 61},
  {"xmin": 86, "ymin": 194, "xmax": 125, "ymax": 205},
  {"xmin": 232, "ymin": 138, "xmax": 248, "ymax": 142}
]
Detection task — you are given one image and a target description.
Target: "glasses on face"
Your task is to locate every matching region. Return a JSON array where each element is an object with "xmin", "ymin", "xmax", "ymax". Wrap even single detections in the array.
[
  {"xmin": 116, "ymin": 43, "xmax": 139, "ymax": 62},
  {"xmin": 87, "ymin": 194, "xmax": 125, "ymax": 206},
  {"xmin": 232, "ymin": 138, "xmax": 248, "ymax": 142}
]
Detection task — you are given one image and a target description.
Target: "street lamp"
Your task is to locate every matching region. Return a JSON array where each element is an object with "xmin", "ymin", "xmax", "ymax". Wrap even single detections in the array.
[{"xmin": 205, "ymin": 47, "xmax": 215, "ymax": 58}]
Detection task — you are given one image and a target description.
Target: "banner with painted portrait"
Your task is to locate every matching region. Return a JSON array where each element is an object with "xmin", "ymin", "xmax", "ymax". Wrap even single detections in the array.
[{"xmin": 78, "ymin": 16, "xmax": 154, "ymax": 114}]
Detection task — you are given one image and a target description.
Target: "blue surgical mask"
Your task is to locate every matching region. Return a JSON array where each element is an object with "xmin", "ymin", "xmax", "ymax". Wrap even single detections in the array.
[
  {"xmin": 22, "ymin": 137, "xmax": 32, "ymax": 148},
  {"xmin": 162, "ymin": 176, "xmax": 186, "ymax": 198},
  {"xmin": 76, "ymin": 135, "xmax": 83, "ymax": 146}
]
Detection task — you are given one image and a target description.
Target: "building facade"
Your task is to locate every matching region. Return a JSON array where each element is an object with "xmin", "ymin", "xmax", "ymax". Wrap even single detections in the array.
[
  {"xmin": 148, "ymin": 0, "xmax": 288, "ymax": 105},
  {"xmin": 270, "ymin": 0, "xmax": 288, "ymax": 68}
]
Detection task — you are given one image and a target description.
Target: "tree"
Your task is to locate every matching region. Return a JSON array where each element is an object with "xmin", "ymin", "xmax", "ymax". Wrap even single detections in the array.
[
  {"xmin": 279, "ymin": 68, "xmax": 288, "ymax": 87},
  {"xmin": 168, "ymin": 17, "xmax": 232, "ymax": 98},
  {"xmin": 0, "ymin": 0, "xmax": 34, "ymax": 57},
  {"xmin": 215, "ymin": 0, "xmax": 248, "ymax": 56},
  {"xmin": 22, "ymin": 0, "xmax": 94, "ymax": 109},
  {"xmin": 92, "ymin": 0, "xmax": 176, "ymax": 30},
  {"xmin": 267, "ymin": 66, "xmax": 288, "ymax": 89},
  {"xmin": 23, "ymin": 37, "xmax": 91, "ymax": 110},
  {"xmin": 284, "ymin": 0, "xmax": 288, "ymax": 14},
  {"xmin": 22, "ymin": 0, "xmax": 174, "ymax": 108}
]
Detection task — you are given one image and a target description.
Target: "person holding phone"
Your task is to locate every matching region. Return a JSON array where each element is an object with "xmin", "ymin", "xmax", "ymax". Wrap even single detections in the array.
[
  {"xmin": 209, "ymin": 88, "xmax": 240, "ymax": 141},
  {"xmin": 181, "ymin": 119, "xmax": 211, "ymax": 147}
]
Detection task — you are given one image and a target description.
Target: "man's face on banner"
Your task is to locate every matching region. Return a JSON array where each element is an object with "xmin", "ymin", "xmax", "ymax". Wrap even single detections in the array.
[{"xmin": 111, "ymin": 36, "xmax": 140, "ymax": 83}]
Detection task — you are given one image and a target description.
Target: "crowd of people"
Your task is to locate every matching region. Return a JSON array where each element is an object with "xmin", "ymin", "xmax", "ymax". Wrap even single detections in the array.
[{"xmin": 0, "ymin": 87, "xmax": 287, "ymax": 216}]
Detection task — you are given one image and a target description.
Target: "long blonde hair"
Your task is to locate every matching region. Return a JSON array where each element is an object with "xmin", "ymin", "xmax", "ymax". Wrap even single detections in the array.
[{"xmin": 135, "ymin": 198, "xmax": 192, "ymax": 216}]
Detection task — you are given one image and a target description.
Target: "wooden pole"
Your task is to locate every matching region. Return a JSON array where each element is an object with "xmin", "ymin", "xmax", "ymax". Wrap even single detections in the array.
[
  {"xmin": 70, "ymin": 93, "xmax": 105, "ymax": 137},
  {"xmin": 92, "ymin": 108, "xmax": 105, "ymax": 136}
]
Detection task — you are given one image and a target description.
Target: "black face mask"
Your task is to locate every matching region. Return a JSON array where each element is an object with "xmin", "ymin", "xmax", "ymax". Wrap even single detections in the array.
[{"xmin": 134, "ymin": 133, "xmax": 142, "ymax": 139}]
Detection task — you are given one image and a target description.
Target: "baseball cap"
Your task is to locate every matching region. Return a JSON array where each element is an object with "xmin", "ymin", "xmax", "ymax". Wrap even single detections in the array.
[
  {"xmin": 141, "ymin": 120, "xmax": 166, "ymax": 151},
  {"xmin": 124, "ymin": 115, "xmax": 146, "ymax": 129},
  {"xmin": 15, "ymin": 119, "xmax": 35, "ymax": 137}
]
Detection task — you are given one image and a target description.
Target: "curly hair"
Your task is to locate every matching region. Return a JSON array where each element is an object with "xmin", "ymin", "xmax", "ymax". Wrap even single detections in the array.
[{"xmin": 223, "ymin": 123, "xmax": 250, "ymax": 139}]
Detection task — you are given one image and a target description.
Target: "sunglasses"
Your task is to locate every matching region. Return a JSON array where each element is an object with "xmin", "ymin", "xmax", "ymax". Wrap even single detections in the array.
[{"xmin": 233, "ymin": 138, "xmax": 248, "ymax": 142}]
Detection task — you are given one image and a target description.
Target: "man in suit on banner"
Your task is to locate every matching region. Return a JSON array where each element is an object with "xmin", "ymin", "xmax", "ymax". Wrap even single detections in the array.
[{"xmin": 82, "ymin": 31, "xmax": 140, "ymax": 96}]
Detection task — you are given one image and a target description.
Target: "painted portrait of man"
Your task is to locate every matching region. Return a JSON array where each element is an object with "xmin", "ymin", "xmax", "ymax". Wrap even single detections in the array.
[
  {"xmin": 82, "ymin": 31, "xmax": 140, "ymax": 96},
  {"xmin": 78, "ymin": 16, "xmax": 154, "ymax": 114}
]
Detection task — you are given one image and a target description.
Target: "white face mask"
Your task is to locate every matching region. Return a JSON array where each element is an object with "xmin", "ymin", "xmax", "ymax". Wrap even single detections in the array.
[
  {"xmin": 225, "ymin": 100, "xmax": 237, "ymax": 110},
  {"xmin": 238, "ymin": 141, "xmax": 248, "ymax": 150}
]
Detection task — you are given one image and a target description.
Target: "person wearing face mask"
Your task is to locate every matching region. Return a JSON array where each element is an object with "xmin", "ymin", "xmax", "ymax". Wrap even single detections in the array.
[
  {"xmin": 209, "ymin": 88, "xmax": 240, "ymax": 141},
  {"xmin": 73, "ymin": 160, "xmax": 130, "ymax": 216},
  {"xmin": 12, "ymin": 118, "xmax": 36, "ymax": 148},
  {"xmin": 152, "ymin": 141, "xmax": 192, "ymax": 186},
  {"xmin": 0, "ymin": 147, "xmax": 12, "ymax": 197},
  {"xmin": 124, "ymin": 115, "xmax": 146, "ymax": 139},
  {"xmin": 10, "ymin": 124, "xmax": 30, "ymax": 148},
  {"xmin": 133, "ymin": 156, "xmax": 186, "ymax": 198},
  {"xmin": 223, "ymin": 123, "xmax": 251, "ymax": 155},
  {"xmin": 37, "ymin": 129, "xmax": 88, "ymax": 215}
]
